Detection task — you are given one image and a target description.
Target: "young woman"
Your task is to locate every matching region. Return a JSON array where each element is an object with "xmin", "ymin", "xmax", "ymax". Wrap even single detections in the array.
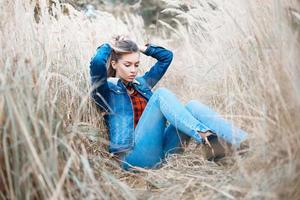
[{"xmin": 89, "ymin": 35, "xmax": 248, "ymax": 170}]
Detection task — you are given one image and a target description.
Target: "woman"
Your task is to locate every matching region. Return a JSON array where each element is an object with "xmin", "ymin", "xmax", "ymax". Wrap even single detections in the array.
[{"xmin": 89, "ymin": 35, "xmax": 248, "ymax": 170}]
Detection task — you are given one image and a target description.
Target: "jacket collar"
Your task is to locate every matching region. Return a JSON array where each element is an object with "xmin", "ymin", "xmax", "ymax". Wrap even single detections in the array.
[
  {"xmin": 133, "ymin": 79, "xmax": 140, "ymax": 85},
  {"xmin": 108, "ymin": 77, "xmax": 140, "ymax": 86}
]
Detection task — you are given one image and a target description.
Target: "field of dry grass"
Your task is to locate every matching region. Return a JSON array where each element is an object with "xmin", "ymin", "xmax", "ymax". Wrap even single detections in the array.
[{"xmin": 1, "ymin": 0, "xmax": 300, "ymax": 199}]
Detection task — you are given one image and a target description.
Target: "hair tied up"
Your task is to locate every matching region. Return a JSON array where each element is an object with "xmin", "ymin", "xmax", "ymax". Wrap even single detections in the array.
[{"xmin": 112, "ymin": 34, "xmax": 129, "ymax": 43}]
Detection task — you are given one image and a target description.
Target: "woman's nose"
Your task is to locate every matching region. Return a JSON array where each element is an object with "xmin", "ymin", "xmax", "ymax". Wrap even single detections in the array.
[{"xmin": 130, "ymin": 66, "xmax": 137, "ymax": 73}]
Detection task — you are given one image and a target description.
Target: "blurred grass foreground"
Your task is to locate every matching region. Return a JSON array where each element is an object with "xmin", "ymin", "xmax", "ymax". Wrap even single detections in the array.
[{"xmin": 1, "ymin": 0, "xmax": 300, "ymax": 199}]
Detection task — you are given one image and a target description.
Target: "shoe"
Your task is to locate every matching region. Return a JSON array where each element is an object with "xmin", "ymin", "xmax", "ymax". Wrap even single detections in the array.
[{"xmin": 200, "ymin": 132, "xmax": 226, "ymax": 162}]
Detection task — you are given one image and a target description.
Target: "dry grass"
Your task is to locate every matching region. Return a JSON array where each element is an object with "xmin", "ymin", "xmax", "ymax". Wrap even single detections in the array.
[{"xmin": 1, "ymin": 0, "xmax": 300, "ymax": 199}]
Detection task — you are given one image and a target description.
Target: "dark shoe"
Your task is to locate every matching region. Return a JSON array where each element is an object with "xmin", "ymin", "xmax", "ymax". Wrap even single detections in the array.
[{"xmin": 202, "ymin": 134, "xmax": 226, "ymax": 162}]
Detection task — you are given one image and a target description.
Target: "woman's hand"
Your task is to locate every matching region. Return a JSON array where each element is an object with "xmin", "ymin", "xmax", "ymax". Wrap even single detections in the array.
[{"xmin": 138, "ymin": 44, "xmax": 147, "ymax": 53}]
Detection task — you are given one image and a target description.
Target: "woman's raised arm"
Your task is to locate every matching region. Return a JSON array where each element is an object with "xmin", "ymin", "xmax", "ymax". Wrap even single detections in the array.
[
  {"xmin": 89, "ymin": 43, "xmax": 112, "ymax": 111},
  {"xmin": 140, "ymin": 44, "xmax": 173, "ymax": 88}
]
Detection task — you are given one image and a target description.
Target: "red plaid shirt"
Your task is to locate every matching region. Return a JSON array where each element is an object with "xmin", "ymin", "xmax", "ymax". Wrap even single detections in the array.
[{"xmin": 126, "ymin": 85, "xmax": 148, "ymax": 128}]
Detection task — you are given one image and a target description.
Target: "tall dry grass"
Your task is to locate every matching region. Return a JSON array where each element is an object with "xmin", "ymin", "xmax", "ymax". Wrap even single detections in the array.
[{"xmin": 0, "ymin": 0, "xmax": 299, "ymax": 199}]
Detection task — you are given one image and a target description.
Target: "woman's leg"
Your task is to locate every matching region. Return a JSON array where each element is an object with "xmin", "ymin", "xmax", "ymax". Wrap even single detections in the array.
[
  {"xmin": 163, "ymin": 100, "xmax": 248, "ymax": 156},
  {"xmin": 120, "ymin": 88, "xmax": 210, "ymax": 170},
  {"xmin": 162, "ymin": 123, "xmax": 190, "ymax": 155},
  {"xmin": 184, "ymin": 100, "xmax": 248, "ymax": 146}
]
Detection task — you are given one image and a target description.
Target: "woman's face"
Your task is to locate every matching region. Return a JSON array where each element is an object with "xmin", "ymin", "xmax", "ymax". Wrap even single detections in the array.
[{"xmin": 112, "ymin": 52, "xmax": 140, "ymax": 84}]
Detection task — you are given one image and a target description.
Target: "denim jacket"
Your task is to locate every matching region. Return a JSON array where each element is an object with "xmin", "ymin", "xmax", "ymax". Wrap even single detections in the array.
[{"xmin": 89, "ymin": 43, "xmax": 173, "ymax": 153}]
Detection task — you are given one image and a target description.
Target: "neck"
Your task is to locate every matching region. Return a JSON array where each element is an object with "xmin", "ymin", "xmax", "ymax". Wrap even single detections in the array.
[{"xmin": 116, "ymin": 75, "xmax": 129, "ymax": 85}]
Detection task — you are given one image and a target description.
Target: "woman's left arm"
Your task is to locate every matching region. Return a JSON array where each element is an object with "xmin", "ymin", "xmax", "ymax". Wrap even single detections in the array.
[{"xmin": 139, "ymin": 44, "xmax": 173, "ymax": 88}]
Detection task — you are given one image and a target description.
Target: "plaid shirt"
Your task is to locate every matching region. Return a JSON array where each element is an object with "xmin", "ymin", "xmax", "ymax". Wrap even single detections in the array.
[{"xmin": 126, "ymin": 85, "xmax": 148, "ymax": 128}]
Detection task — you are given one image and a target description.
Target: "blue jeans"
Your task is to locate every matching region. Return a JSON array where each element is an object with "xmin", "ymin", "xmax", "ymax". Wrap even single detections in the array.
[{"xmin": 120, "ymin": 88, "xmax": 248, "ymax": 170}]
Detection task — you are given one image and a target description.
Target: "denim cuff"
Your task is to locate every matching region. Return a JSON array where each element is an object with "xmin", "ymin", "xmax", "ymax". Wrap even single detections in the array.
[
  {"xmin": 192, "ymin": 132, "xmax": 203, "ymax": 143},
  {"xmin": 143, "ymin": 44, "xmax": 158, "ymax": 56},
  {"xmin": 97, "ymin": 43, "xmax": 112, "ymax": 51}
]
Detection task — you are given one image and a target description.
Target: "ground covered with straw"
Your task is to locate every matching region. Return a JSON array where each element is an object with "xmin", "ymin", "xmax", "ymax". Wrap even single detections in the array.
[{"xmin": 1, "ymin": 0, "xmax": 300, "ymax": 199}]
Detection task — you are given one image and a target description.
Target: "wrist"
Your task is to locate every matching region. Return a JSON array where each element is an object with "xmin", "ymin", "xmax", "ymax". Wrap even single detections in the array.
[{"xmin": 138, "ymin": 45, "xmax": 147, "ymax": 53}]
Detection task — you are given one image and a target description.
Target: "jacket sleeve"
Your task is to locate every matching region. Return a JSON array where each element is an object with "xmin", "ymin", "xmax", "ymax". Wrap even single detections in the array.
[
  {"xmin": 141, "ymin": 44, "xmax": 173, "ymax": 88},
  {"xmin": 89, "ymin": 43, "xmax": 112, "ymax": 112}
]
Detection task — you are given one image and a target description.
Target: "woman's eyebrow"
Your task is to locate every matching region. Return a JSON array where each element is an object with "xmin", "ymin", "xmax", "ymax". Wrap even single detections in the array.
[{"xmin": 122, "ymin": 60, "xmax": 140, "ymax": 64}]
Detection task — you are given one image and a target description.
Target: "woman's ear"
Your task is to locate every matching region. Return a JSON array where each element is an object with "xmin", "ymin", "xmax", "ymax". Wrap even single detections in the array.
[{"xmin": 111, "ymin": 60, "xmax": 117, "ymax": 69}]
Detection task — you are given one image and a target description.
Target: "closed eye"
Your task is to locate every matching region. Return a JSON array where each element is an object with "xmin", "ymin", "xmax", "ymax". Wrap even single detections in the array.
[{"xmin": 123, "ymin": 62, "xmax": 139, "ymax": 67}]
